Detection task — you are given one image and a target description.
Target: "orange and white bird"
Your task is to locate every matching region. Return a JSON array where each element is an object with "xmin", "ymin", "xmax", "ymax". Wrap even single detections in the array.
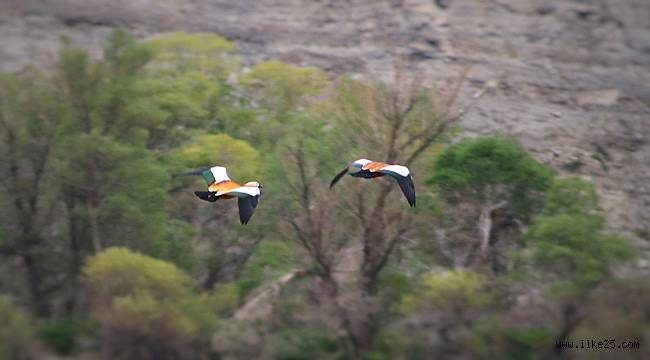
[
  {"xmin": 177, "ymin": 166, "xmax": 263, "ymax": 224},
  {"xmin": 330, "ymin": 159, "xmax": 416, "ymax": 207}
]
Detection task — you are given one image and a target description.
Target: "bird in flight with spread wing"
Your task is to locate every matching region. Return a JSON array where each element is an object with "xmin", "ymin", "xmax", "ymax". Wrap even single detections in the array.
[
  {"xmin": 176, "ymin": 166, "xmax": 263, "ymax": 224},
  {"xmin": 330, "ymin": 158, "xmax": 416, "ymax": 207}
]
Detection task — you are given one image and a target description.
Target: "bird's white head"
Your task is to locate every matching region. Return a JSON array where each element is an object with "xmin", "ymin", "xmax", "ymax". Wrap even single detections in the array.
[{"xmin": 351, "ymin": 158, "xmax": 372, "ymax": 168}]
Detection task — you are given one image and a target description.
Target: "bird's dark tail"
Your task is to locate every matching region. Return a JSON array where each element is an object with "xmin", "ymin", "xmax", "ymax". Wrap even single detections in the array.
[{"xmin": 194, "ymin": 191, "xmax": 218, "ymax": 202}]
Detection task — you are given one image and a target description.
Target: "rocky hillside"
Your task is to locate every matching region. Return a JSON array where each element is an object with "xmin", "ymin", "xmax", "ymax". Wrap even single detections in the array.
[{"xmin": 1, "ymin": 0, "xmax": 649, "ymax": 238}]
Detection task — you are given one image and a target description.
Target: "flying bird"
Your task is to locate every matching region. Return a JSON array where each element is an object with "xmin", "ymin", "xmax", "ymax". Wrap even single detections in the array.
[
  {"xmin": 330, "ymin": 158, "xmax": 416, "ymax": 207},
  {"xmin": 176, "ymin": 166, "xmax": 263, "ymax": 224}
]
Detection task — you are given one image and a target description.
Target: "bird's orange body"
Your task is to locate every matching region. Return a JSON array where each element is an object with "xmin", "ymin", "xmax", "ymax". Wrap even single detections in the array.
[
  {"xmin": 208, "ymin": 180, "xmax": 241, "ymax": 194},
  {"xmin": 362, "ymin": 161, "xmax": 389, "ymax": 177},
  {"xmin": 361, "ymin": 161, "xmax": 389, "ymax": 171}
]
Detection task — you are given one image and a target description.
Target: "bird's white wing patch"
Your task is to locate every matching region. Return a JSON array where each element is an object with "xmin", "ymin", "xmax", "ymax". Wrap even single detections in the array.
[
  {"xmin": 381, "ymin": 165, "xmax": 410, "ymax": 177},
  {"xmin": 210, "ymin": 166, "xmax": 231, "ymax": 183},
  {"xmin": 224, "ymin": 186, "xmax": 260, "ymax": 197},
  {"xmin": 353, "ymin": 158, "xmax": 372, "ymax": 166}
]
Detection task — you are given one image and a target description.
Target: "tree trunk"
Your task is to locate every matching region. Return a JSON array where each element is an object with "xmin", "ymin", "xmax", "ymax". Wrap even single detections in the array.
[
  {"xmin": 320, "ymin": 274, "xmax": 362, "ymax": 359},
  {"xmin": 202, "ymin": 266, "xmax": 222, "ymax": 290},
  {"xmin": 478, "ymin": 200, "xmax": 508, "ymax": 260},
  {"xmin": 65, "ymin": 196, "xmax": 82, "ymax": 314},
  {"xmin": 88, "ymin": 204, "xmax": 103, "ymax": 253},
  {"xmin": 21, "ymin": 236, "xmax": 50, "ymax": 317}
]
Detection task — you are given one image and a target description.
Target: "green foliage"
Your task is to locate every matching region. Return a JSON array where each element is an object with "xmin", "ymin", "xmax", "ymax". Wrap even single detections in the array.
[
  {"xmin": 542, "ymin": 177, "xmax": 600, "ymax": 216},
  {"xmin": 60, "ymin": 31, "xmax": 152, "ymax": 143},
  {"xmin": 325, "ymin": 75, "xmax": 450, "ymax": 160},
  {"xmin": 267, "ymin": 327, "xmax": 340, "ymax": 360},
  {"xmin": 429, "ymin": 136, "xmax": 554, "ymax": 216},
  {"xmin": 397, "ymin": 270, "xmax": 492, "ymax": 315},
  {"xmin": 84, "ymin": 247, "xmax": 192, "ymax": 298},
  {"xmin": 60, "ymin": 30, "xmax": 238, "ymax": 149},
  {"xmin": 168, "ymin": 132, "xmax": 260, "ymax": 182},
  {"xmin": 258, "ymin": 111, "xmax": 348, "ymax": 222},
  {"xmin": 146, "ymin": 32, "xmax": 238, "ymax": 79},
  {"xmin": 240, "ymin": 60, "xmax": 327, "ymax": 116},
  {"xmin": 570, "ymin": 278, "xmax": 650, "ymax": 355},
  {"xmin": 0, "ymin": 295, "xmax": 34, "ymax": 360},
  {"xmin": 526, "ymin": 214, "xmax": 633, "ymax": 294},
  {"xmin": 84, "ymin": 248, "xmax": 221, "ymax": 355},
  {"xmin": 237, "ymin": 241, "xmax": 296, "ymax": 297},
  {"xmin": 56, "ymin": 132, "xmax": 193, "ymax": 261},
  {"xmin": 206, "ymin": 283, "xmax": 241, "ymax": 315},
  {"xmin": 36, "ymin": 316, "xmax": 87, "ymax": 354},
  {"xmin": 366, "ymin": 327, "xmax": 430, "ymax": 360},
  {"xmin": 143, "ymin": 32, "xmax": 243, "ymax": 138},
  {"xmin": 634, "ymin": 227, "xmax": 650, "ymax": 241},
  {"xmin": 109, "ymin": 290, "xmax": 200, "ymax": 338},
  {"xmin": 525, "ymin": 177, "xmax": 635, "ymax": 294},
  {"xmin": 377, "ymin": 268, "xmax": 416, "ymax": 309},
  {"xmin": 468, "ymin": 319, "xmax": 553, "ymax": 360}
]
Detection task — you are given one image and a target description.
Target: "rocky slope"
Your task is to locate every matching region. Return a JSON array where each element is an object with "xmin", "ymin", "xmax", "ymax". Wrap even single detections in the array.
[{"xmin": 1, "ymin": 0, "xmax": 648, "ymax": 241}]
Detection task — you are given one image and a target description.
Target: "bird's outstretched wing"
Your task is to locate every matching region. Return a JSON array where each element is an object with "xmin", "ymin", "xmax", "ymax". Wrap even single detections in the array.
[
  {"xmin": 238, "ymin": 196, "xmax": 257, "ymax": 224},
  {"xmin": 194, "ymin": 191, "xmax": 218, "ymax": 202},
  {"xmin": 174, "ymin": 167, "xmax": 212, "ymax": 178},
  {"xmin": 379, "ymin": 165, "xmax": 416, "ymax": 207},
  {"xmin": 174, "ymin": 166, "xmax": 230, "ymax": 186},
  {"xmin": 330, "ymin": 167, "xmax": 349, "ymax": 189},
  {"xmin": 395, "ymin": 174, "xmax": 416, "ymax": 207},
  {"xmin": 221, "ymin": 186, "xmax": 261, "ymax": 224}
]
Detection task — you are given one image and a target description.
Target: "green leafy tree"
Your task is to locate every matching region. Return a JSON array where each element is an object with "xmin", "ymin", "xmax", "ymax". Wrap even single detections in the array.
[
  {"xmin": 468, "ymin": 320, "xmax": 552, "ymax": 360},
  {"xmin": 280, "ymin": 73, "xmax": 464, "ymax": 356},
  {"xmin": 428, "ymin": 136, "xmax": 554, "ymax": 262},
  {"xmin": 55, "ymin": 30, "xmax": 202, "ymax": 271},
  {"xmin": 57, "ymin": 133, "xmax": 192, "ymax": 259},
  {"xmin": 239, "ymin": 60, "xmax": 327, "ymax": 119},
  {"xmin": 167, "ymin": 132, "xmax": 260, "ymax": 182},
  {"xmin": 84, "ymin": 247, "xmax": 225, "ymax": 358},
  {"xmin": 145, "ymin": 32, "xmax": 238, "ymax": 79},
  {"xmin": 372, "ymin": 270, "xmax": 494, "ymax": 358},
  {"xmin": 0, "ymin": 70, "xmax": 67, "ymax": 316},
  {"xmin": 236, "ymin": 240, "xmax": 297, "ymax": 297},
  {"xmin": 144, "ymin": 32, "xmax": 246, "ymax": 143},
  {"xmin": 523, "ymin": 177, "xmax": 634, "ymax": 357},
  {"xmin": 0, "ymin": 29, "xmax": 207, "ymax": 316},
  {"xmin": 397, "ymin": 270, "xmax": 493, "ymax": 316},
  {"xmin": 540, "ymin": 176, "xmax": 600, "ymax": 216},
  {"xmin": 167, "ymin": 132, "xmax": 266, "ymax": 289},
  {"xmin": 526, "ymin": 177, "xmax": 634, "ymax": 294}
]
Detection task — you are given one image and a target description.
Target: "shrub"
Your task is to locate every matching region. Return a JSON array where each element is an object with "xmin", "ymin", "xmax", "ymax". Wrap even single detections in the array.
[
  {"xmin": 83, "ymin": 247, "xmax": 220, "ymax": 358},
  {"xmin": 397, "ymin": 270, "xmax": 493, "ymax": 316}
]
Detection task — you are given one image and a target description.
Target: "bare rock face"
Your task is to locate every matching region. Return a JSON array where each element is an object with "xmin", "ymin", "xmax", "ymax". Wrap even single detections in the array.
[{"xmin": 1, "ymin": 0, "xmax": 649, "ymax": 236}]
